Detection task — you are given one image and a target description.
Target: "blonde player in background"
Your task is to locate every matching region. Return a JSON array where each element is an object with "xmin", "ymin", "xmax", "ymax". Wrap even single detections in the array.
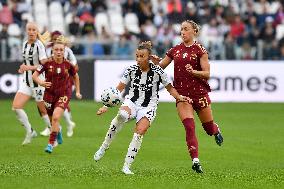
[
  {"xmin": 12, "ymin": 22, "xmax": 51, "ymax": 145},
  {"xmin": 40, "ymin": 30, "xmax": 78, "ymax": 137}
]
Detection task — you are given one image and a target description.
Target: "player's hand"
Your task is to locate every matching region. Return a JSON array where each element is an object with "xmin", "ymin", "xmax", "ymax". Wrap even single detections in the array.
[
  {"xmin": 19, "ymin": 64, "xmax": 29, "ymax": 72},
  {"xmin": 177, "ymin": 95, "xmax": 193, "ymax": 104},
  {"xmin": 76, "ymin": 92, "xmax": 82, "ymax": 99},
  {"xmin": 40, "ymin": 81, "xmax": 52, "ymax": 88},
  {"xmin": 185, "ymin": 64, "xmax": 194, "ymax": 74},
  {"xmin": 96, "ymin": 106, "xmax": 108, "ymax": 115},
  {"xmin": 150, "ymin": 55, "xmax": 162, "ymax": 65}
]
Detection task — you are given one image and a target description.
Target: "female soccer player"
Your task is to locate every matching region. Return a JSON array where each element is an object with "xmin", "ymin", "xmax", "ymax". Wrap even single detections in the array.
[
  {"xmin": 93, "ymin": 41, "xmax": 191, "ymax": 175},
  {"xmin": 32, "ymin": 36, "xmax": 82, "ymax": 153},
  {"xmin": 40, "ymin": 30, "xmax": 78, "ymax": 137},
  {"xmin": 12, "ymin": 22, "xmax": 50, "ymax": 145},
  {"xmin": 151, "ymin": 20, "xmax": 224, "ymax": 173}
]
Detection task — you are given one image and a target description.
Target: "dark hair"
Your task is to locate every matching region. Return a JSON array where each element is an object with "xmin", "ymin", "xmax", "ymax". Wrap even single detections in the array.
[
  {"xmin": 51, "ymin": 30, "xmax": 62, "ymax": 37},
  {"xmin": 137, "ymin": 41, "xmax": 152, "ymax": 54},
  {"xmin": 183, "ymin": 20, "xmax": 200, "ymax": 36}
]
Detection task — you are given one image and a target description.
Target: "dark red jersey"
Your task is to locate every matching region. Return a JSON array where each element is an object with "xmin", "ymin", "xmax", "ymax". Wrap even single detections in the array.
[
  {"xmin": 36, "ymin": 59, "xmax": 77, "ymax": 97},
  {"xmin": 166, "ymin": 42, "xmax": 211, "ymax": 96}
]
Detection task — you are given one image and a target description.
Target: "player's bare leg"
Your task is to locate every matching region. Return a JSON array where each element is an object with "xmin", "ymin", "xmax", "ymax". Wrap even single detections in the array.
[{"xmin": 12, "ymin": 92, "xmax": 37, "ymax": 145}]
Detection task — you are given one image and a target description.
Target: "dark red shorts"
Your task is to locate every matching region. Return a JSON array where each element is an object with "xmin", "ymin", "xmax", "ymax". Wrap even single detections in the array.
[
  {"xmin": 176, "ymin": 93, "xmax": 211, "ymax": 111},
  {"xmin": 44, "ymin": 93, "xmax": 70, "ymax": 116}
]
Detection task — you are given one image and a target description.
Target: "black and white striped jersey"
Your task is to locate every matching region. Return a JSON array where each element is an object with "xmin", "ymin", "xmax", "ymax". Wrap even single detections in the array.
[
  {"xmin": 46, "ymin": 46, "xmax": 77, "ymax": 66},
  {"xmin": 121, "ymin": 63, "xmax": 171, "ymax": 107},
  {"xmin": 22, "ymin": 39, "xmax": 47, "ymax": 87}
]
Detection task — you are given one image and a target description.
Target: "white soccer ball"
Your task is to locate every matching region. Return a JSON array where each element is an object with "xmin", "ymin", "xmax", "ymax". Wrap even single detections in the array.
[{"xmin": 101, "ymin": 87, "xmax": 122, "ymax": 107}]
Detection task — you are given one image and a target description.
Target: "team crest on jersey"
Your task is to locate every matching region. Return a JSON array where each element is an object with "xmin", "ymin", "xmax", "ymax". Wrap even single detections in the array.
[
  {"xmin": 56, "ymin": 68, "xmax": 61, "ymax": 74},
  {"xmin": 175, "ymin": 50, "xmax": 181, "ymax": 58},
  {"xmin": 48, "ymin": 66, "xmax": 53, "ymax": 72},
  {"xmin": 190, "ymin": 54, "xmax": 197, "ymax": 60},
  {"xmin": 183, "ymin": 53, "xmax": 188, "ymax": 58}
]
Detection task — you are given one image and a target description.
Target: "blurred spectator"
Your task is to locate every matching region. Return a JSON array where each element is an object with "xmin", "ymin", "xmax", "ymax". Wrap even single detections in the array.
[
  {"xmin": 112, "ymin": 34, "xmax": 133, "ymax": 58},
  {"xmin": 91, "ymin": 0, "xmax": 107, "ymax": 14},
  {"xmin": 0, "ymin": 2, "xmax": 13, "ymax": 25},
  {"xmin": 69, "ymin": 15, "xmax": 80, "ymax": 36},
  {"xmin": 81, "ymin": 16, "xmax": 95, "ymax": 36},
  {"xmin": 0, "ymin": 24, "xmax": 10, "ymax": 60},
  {"xmin": 137, "ymin": 0, "xmax": 154, "ymax": 26},
  {"xmin": 122, "ymin": 0, "xmax": 139, "ymax": 16},
  {"xmin": 224, "ymin": 33, "xmax": 237, "ymax": 60}
]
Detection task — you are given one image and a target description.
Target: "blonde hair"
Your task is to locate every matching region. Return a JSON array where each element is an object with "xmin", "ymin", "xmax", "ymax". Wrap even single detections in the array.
[
  {"xmin": 54, "ymin": 35, "xmax": 68, "ymax": 45},
  {"xmin": 138, "ymin": 41, "xmax": 152, "ymax": 54},
  {"xmin": 183, "ymin": 20, "xmax": 201, "ymax": 36}
]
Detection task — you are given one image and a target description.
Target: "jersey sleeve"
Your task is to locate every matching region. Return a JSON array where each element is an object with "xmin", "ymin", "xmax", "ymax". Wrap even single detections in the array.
[
  {"xmin": 165, "ymin": 47, "xmax": 175, "ymax": 59},
  {"xmin": 69, "ymin": 63, "xmax": 77, "ymax": 76},
  {"xmin": 66, "ymin": 47, "xmax": 77, "ymax": 66},
  {"xmin": 36, "ymin": 63, "xmax": 46, "ymax": 74},
  {"xmin": 159, "ymin": 67, "xmax": 171, "ymax": 87},
  {"xmin": 196, "ymin": 43, "xmax": 208, "ymax": 57},
  {"xmin": 37, "ymin": 40, "xmax": 47, "ymax": 61},
  {"xmin": 120, "ymin": 67, "xmax": 131, "ymax": 84}
]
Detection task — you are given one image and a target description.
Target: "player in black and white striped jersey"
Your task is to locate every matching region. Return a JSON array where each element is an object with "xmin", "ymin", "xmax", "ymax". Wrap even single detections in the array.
[
  {"xmin": 12, "ymin": 22, "xmax": 51, "ymax": 145},
  {"xmin": 93, "ymin": 41, "xmax": 192, "ymax": 175},
  {"xmin": 40, "ymin": 31, "xmax": 78, "ymax": 137}
]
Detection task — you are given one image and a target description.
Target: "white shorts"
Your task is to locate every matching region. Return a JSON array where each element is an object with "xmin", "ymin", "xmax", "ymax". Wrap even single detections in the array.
[
  {"xmin": 121, "ymin": 98, "xmax": 157, "ymax": 125},
  {"xmin": 18, "ymin": 80, "xmax": 45, "ymax": 102}
]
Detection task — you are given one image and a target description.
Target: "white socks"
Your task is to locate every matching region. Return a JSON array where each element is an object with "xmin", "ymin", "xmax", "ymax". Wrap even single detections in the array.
[
  {"xmin": 14, "ymin": 109, "xmax": 32, "ymax": 133},
  {"xmin": 101, "ymin": 115, "xmax": 125, "ymax": 149},
  {"xmin": 63, "ymin": 109, "xmax": 72, "ymax": 126},
  {"xmin": 42, "ymin": 114, "xmax": 51, "ymax": 128},
  {"xmin": 192, "ymin": 158, "xmax": 200, "ymax": 164},
  {"xmin": 124, "ymin": 133, "xmax": 143, "ymax": 168}
]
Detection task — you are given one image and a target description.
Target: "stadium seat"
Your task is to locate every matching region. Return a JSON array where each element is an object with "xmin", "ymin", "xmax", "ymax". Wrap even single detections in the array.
[
  {"xmin": 108, "ymin": 12, "xmax": 124, "ymax": 35},
  {"xmin": 95, "ymin": 12, "xmax": 110, "ymax": 35},
  {"xmin": 49, "ymin": 1, "xmax": 65, "ymax": 33},
  {"xmin": 92, "ymin": 43, "xmax": 105, "ymax": 56},
  {"xmin": 106, "ymin": 0, "xmax": 122, "ymax": 14},
  {"xmin": 124, "ymin": 13, "xmax": 140, "ymax": 34},
  {"xmin": 21, "ymin": 12, "xmax": 34, "ymax": 22},
  {"xmin": 65, "ymin": 12, "xmax": 73, "ymax": 25},
  {"xmin": 7, "ymin": 24, "xmax": 21, "ymax": 36},
  {"xmin": 276, "ymin": 24, "xmax": 284, "ymax": 40}
]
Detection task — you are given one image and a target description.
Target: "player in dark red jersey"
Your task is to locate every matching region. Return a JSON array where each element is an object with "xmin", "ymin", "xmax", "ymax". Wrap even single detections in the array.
[
  {"xmin": 151, "ymin": 20, "xmax": 223, "ymax": 173},
  {"xmin": 32, "ymin": 36, "xmax": 82, "ymax": 153}
]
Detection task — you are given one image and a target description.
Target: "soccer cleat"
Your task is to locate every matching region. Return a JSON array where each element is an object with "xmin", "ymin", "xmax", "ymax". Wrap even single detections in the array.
[
  {"xmin": 215, "ymin": 128, "xmax": 223, "ymax": 146},
  {"xmin": 22, "ymin": 130, "xmax": 37, "ymax": 145},
  {"xmin": 67, "ymin": 121, "xmax": 76, "ymax": 137},
  {"xmin": 122, "ymin": 165, "xmax": 134, "ymax": 175},
  {"xmin": 93, "ymin": 147, "xmax": 106, "ymax": 161},
  {"xmin": 192, "ymin": 161, "xmax": 203, "ymax": 174},
  {"xmin": 57, "ymin": 130, "xmax": 63, "ymax": 144},
  {"xmin": 45, "ymin": 144, "xmax": 53, "ymax": 153},
  {"xmin": 40, "ymin": 127, "xmax": 51, "ymax": 136}
]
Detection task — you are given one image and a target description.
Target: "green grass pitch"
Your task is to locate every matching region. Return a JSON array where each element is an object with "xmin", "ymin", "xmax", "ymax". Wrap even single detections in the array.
[{"xmin": 0, "ymin": 100, "xmax": 283, "ymax": 189}]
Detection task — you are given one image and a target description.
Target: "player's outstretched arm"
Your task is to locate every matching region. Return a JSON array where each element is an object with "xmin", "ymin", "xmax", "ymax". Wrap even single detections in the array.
[
  {"xmin": 116, "ymin": 82, "xmax": 126, "ymax": 93},
  {"xmin": 96, "ymin": 105, "xmax": 108, "ymax": 115},
  {"xmin": 165, "ymin": 84, "xmax": 192, "ymax": 103},
  {"xmin": 73, "ymin": 73, "xmax": 82, "ymax": 99},
  {"xmin": 150, "ymin": 55, "xmax": 172, "ymax": 69}
]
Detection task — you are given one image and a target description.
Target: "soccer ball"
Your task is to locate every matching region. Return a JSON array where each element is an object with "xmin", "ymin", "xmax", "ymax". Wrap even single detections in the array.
[{"xmin": 101, "ymin": 87, "xmax": 122, "ymax": 107}]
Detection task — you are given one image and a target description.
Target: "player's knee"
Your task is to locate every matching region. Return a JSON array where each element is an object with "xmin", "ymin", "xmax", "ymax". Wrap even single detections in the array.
[
  {"xmin": 136, "ymin": 127, "xmax": 148, "ymax": 135},
  {"xmin": 117, "ymin": 109, "xmax": 129, "ymax": 123},
  {"xmin": 52, "ymin": 115, "xmax": 60, "ymax": 123}
]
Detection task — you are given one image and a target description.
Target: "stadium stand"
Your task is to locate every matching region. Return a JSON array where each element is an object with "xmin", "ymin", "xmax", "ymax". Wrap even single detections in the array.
[{"xmin": 1, "ymin": 0, "xmax": 284, "ymax": 61}]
